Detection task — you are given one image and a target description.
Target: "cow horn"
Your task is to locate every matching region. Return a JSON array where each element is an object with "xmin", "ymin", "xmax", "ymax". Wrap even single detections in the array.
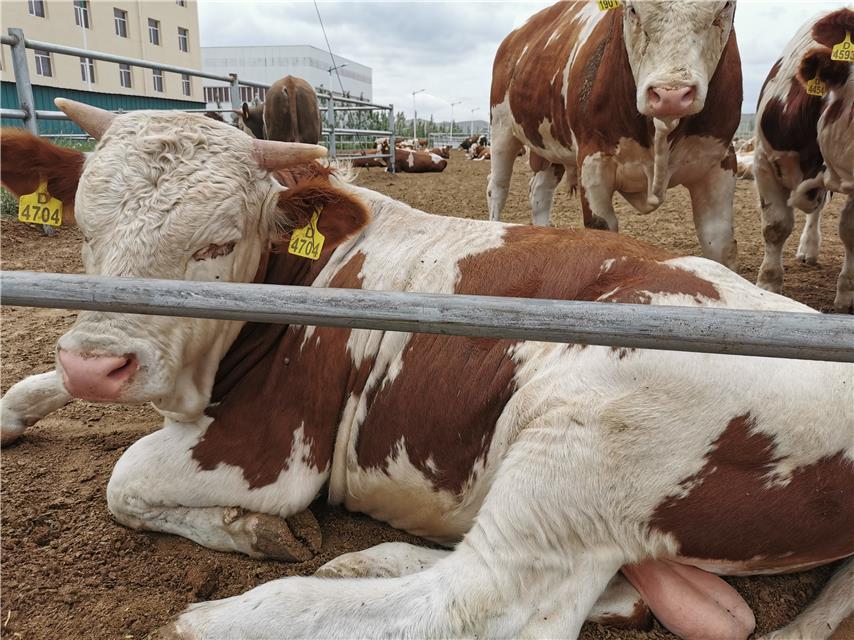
[
  {"xmin": 54, "ymin": 98, "xmax": 116, "ymax": 140},
  {"xmin": 253, "ymin": 139, "xmax": 327, "ymax": 170}
]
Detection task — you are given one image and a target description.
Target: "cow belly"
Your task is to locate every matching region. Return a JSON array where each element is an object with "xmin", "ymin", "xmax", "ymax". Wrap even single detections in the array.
[{"xmin": 676, "ymin": 553, "xmax": 853, "ymax": 577}]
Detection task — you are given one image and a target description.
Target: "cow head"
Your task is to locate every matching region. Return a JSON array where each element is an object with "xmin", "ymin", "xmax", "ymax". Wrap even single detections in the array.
[
  {"xmin": 236, "ymin": 101, "xmax": 265, "ymax": 139},
  {"xmin": 622, "ymin": 1, "xmax": 736, "ymax": 119},
  {"xmin": 0, "ymin": 100, "xmax": 375, "ymax": 422}
]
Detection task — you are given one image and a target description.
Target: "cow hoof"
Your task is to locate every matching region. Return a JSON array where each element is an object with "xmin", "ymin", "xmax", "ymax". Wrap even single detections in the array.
[
  {"xmin": 247, "ymin": 510, "xmax": 321, "ymax": 562},
  {"xmin": 0, "ymin": 407, "xmax": 33, "ymax": 447},
  {"xmin": 584, "ymin": 215, "xmax": 611, "ymax": 231},
  {"xmin": 755, "ymin": 277, "xmax": 782, "ymax": 294},
  {"xmin": 795, "ymin": 251, "xmax": 818, "ymax": 266},
  {"xmin": 833, "ymin": 291, "xmax": 854, "ymax": 314}
]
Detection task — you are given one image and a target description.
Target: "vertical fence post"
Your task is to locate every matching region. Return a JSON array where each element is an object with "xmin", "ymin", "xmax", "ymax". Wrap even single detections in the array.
[
  {"xmin": 326, "ymin": 95, "xmax": 336, "ymax": 159},
  {"xmin": 8, "ymin": 28, "xmax": 38, "ymax": 136},
  {"xmin": 387, "ymin": 104, "xmax": 395, "ymax": 174},
  {"xmin": 228, "ymin": 73, "xmax": 241, "ymax": 111}
]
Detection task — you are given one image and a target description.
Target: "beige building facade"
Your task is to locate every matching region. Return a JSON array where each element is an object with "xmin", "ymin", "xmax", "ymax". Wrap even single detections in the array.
[{"xmin": 1, "ymin": 0, "xmax": 203, "ymax": 102}]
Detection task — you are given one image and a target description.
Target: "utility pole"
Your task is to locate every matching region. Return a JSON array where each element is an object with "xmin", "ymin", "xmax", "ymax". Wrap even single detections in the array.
[
  {"xmin": 327, "ymin": 62, "xmax": 348, "ymax": 95},
  {"xmin": 449, "ymin": 100, "xmax": 462, "ymax": 136},
  {"xmin": 470, "ymin": 107, "xmax": 480, "ymax": 136},
  {"xmin": 411, "ymin": 89, "xmax": 425, "ymax": 140}
]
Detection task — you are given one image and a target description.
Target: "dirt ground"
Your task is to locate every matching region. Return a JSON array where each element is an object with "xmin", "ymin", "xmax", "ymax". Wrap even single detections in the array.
[{"xmin": 1, "ymin": 151, "xmax": 851, "ymax": 639}]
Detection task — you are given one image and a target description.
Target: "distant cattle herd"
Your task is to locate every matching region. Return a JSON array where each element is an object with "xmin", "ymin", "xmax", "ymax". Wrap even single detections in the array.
[{"xmin": 1, "ymin": 3, "xmax": 853, "ymax": 640}]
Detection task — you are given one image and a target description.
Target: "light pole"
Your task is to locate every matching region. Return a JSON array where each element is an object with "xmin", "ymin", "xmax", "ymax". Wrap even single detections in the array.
[
  {"xmin": 411, "ymin": 89, "xmax": 425, "ymax": 140},
  {"xmin": 449, "ymin": 100, "xmax": 462, "ymax": 136},
  {"xmin": 327, "ymin": 62, "xmax": 348, "ymax": 95},
  {"xmin": 470, "ymin": 107, "xmax": 480, "ymax": 136}
]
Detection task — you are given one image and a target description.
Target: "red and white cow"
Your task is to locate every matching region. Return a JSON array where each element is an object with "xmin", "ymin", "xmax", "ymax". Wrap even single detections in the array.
[
  {"xmin": 1, "ymin": 101, "xmax": 852, "ymax": 640},
  {"xmin": 376, "ymin": 139, "xmax": 448, "ymax": 173},
  {"xmin": 755, "ymin": 8, "xmax": 854, "ymax": 312},
  {"xmin": 489, "ymin": 0, "xmax": 742, "ymax": 267}
]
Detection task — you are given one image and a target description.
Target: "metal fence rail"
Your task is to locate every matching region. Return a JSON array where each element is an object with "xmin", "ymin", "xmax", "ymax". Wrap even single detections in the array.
[
  {"xmin": 1, "ymin": 28, "xmax": 396, "ymax": 168},
  {"xmin": 2, "ymin": 271, "xmax": 853, "ymax": 363}
]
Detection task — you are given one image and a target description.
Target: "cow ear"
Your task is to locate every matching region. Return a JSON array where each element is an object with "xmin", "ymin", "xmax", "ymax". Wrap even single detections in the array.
[
  {"xmin": 272, "ymin": 169, "xmax": 370, "ymax": 253},
  {"xmin": 799, "ymin": 47, "xmax": 850, "ymax": 89},
  {"xmin": 242, "ymin": 102, "xmax": 251, "ymax": 120},
  {"xmin": 812, "ymin": 8, "xmax": 854, "ymax": 48},
  {"xmin": 0, "ymin": 128, "xmax": 85, "ymax": 223}
]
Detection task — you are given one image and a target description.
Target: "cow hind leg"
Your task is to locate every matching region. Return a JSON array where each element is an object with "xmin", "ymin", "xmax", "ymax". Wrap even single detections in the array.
[
  {"xmin": 755, "ymin": 154, "xmax": 794, "ymax": 292},
  {"xmin": 529, "ymin": 164, "xmax": 564, "ymax": 226},
  {"xmin": 758, "ymin": 558, "xmax": 853, "ymax": 640},
  {"xmin": 487, "ymin": 125, "xmax": 522, "ymax": 222},
  {"xmin": 315, "ymin": 542, "xmax": 450, "ymax": 578},
  {"xmin": 107, "ymin": 423, "xmax": 323, "ymax": 561},
  {"xmin": 687, "ymin": 165, "xmax": 738, "ymax": 268},
  {"xmin": 835, "ymin": 195, "xmax": 854, "ymax": 313},
  {"xmin": 0, "ymin": 371, "xmax": 71, "ymax": 446}
]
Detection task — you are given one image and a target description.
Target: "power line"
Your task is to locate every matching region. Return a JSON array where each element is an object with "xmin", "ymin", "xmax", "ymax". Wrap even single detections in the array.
[{"xmin": 313, "ymin": 0, "xmax": 346, "ymax": 96}]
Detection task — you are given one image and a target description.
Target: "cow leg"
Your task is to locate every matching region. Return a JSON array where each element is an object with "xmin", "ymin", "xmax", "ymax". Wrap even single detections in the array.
[
  {"xmin": 835, "ymin": 195, "xmax": 854, "ymax": 313},
  {"xmin": 758, "ymin": 558, "xmax": 853, "ymax": 640},
  {"xmin": 160, "ymin": 422, "xmax": 628, "ymax": 639},
  {"xmin": 106, "ymin": 420, "xmax": 324, "ymax": 561},
  {"xmin": 756, "ymin": 154, "xmax": 794, "ymax": 292},
  {"xmin": 686, "ymin": 165, "xmax": 738, "ymax": 268},
  {"xmin": 487, "ymin": 126, "xmax": 522, "ymax": 222},
  {"xmin": 0, "ymin": 371, "xmax": 71, "ymax": 446},
  {"xmin": 579, "ymin": 152, "xmax": 618, "ymax": 231},
  {"xmin": 315, "ymin": 542, "xmax": 450, "ymax": 578},
  {"xmin": 529, "ymin": 164, "xmax": 565, "ymax": 226},
  {"xmin": 796, "ymin": 208, "xmax": 822, "ymax": 265}
]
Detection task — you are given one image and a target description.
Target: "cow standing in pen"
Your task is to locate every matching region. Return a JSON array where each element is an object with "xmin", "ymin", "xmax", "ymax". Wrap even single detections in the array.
[
  {"xmin": 238, "ymin": 75, "xmax": 322, "ymax": 144},
  {"xmin": 1, "ymin": 101, "xmax": 852, "ymax": 640},
  {"xmin": 755, "ymin": 8, "xmax": 854, "ymax": 312},
  {"xmin": 489, "ymin": 0, "xmax": 742, "ymax": 267}
]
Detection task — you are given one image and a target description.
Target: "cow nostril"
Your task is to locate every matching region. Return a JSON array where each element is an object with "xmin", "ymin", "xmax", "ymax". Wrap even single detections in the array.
[
  {"xmin": 107, "ymin": 354, "xmax": 138, "ymax": 380},
  {"xmin": 647, "ymin": 88, "xmax": 663, "ymax": 105}
]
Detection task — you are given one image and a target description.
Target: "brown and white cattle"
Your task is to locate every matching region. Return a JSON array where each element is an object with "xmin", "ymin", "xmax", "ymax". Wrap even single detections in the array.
[
  {"xmin": 1, "ymin": 103, "xmax": 852, "ymax": 640},
  {"xmin": 755, "ymin": 8, "xmax": 854, "ymax": 312},
  {"xmin": 376, "ymin": 139, "xmax": 447, "ymax": 173},
  {"xmin": 238, "ymin": 76, "xmax": 322, "ymax": 144},
  {"xmin": 428, "ymin": 146, "xmax": 451, "ymax": 159},
  {"xmin": 489, "ymin": 0, "xmax": 742, "ymax": 267}
]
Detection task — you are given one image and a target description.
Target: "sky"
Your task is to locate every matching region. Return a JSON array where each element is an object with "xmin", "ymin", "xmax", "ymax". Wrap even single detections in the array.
[{"xmin": 198, "ymin": 1, "xmax": 851, "ymax": 119}]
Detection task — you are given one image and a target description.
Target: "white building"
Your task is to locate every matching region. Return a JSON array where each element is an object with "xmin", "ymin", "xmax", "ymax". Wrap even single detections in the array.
[{"xmin": 201, "ymin": 44, "xmax": 372, "ymax": 108}]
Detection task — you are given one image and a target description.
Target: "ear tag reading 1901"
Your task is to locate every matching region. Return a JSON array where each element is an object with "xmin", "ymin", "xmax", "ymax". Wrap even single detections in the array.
[
  {"xmin": 288, "ymin": 207, "xmax": 325, "ymax": 260},
  {"xmin": 806, "ymin": 75, "xmax": 827, "ymax": 97},
  {"xmin": 597, "ymin": 0, "xmax": 621, "ymax": 10},
  {"xmin": 831, "ymin": 31, "xmax": 853, "ymax": 62},
  {"xmin": 18, "ymin": 180, "xmax": 62, "ymax": 227}
]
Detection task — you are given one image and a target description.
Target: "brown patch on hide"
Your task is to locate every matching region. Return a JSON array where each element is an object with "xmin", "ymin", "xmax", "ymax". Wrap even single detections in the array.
[
  {"xmin": 263, "ymin": 76, "xmax": 322, "ymax": 144},
  {"xmin": 598, "ymin": 600, "xmax": 654, "ymax": 631},
  {"xmin": 651, "ymin": 415, "xmax": 854, "ymax": 569},
  {"xmin": 0, "ymin": 128, "xmax": 85, "ymax": 223},
  {"xmin": 721, "ymin": 147, "xmax": 738, "ymax": 173},
  {"xmin": 759, "ymin": 82, "xmax": 825, "ymax": 179},
  {"xmin": 812, "ymin": 8, "xmax": 854, "ymax": 49}
]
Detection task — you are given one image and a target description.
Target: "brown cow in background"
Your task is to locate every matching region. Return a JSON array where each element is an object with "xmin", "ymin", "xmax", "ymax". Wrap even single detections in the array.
[{"xmin": 237, "ymin": 76, "xmax": 322, "ymax": 144}]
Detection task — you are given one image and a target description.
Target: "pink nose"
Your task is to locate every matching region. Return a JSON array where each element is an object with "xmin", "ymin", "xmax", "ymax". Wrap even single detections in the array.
[
  {"xmin": 647, "ymin": 86, "xmax": 697, "ymax": 117},
  {"xmin": 58, "ymin": 349, "xmax": 138, "ymax": 401}
]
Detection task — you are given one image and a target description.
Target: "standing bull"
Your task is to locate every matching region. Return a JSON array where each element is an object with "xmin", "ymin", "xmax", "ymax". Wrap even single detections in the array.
[
  {"xmin": 238, "ymin": 76, "xmax": 322, "ymax": 144},
  {"xmin": 489, "ymin": 0, "xmax": 742, "ymax": 267}
]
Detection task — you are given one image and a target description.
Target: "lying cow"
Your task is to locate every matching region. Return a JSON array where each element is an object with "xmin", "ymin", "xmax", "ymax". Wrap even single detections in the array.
[
  {"xmin": 238, "ymin": 76, "xmax": 322, "ymax": 144},
  {"xmin": 428, "ymin": 146, "xmax": 450, "ymax": 159},
  {"xmin": 754, "ymin": 8, "xmax": 853, "ymax": 311},
  {"xmin": 349, "ymin": 149, "xmax": 387, "ymax": 169},
  {"xmin": 469, "ymin": 144, "xmax": 491, "ymax": 161},
  {"xmin": 489, "ymin": 0, "xmax": 742, "ymax": 267},
  {"xmin": 459, "ymin": 134, "xmax": 485, "ymax": 151},
  {"xmin": 1, "ymin": 101, "xmax": 851, "ymax": 640},
  {"xmin": 377, "ymin": 139, "xmax": 447, "ymax": 173}
]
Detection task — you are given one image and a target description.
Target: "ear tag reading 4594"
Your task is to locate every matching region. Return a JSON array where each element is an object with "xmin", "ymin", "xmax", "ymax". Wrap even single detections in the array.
[
  {"xmin": 18, "ymin": 180, "xmax": 62, "ymax": 227},
  {"xmin": 597, "ymin": 0, "xmax": 621, "ymax": 10},
  {"xmin": 288, "ymin": 207, "xmax": 325, "ymax": 260},
  {"xmin": 831, "ymin": 31, "xmax": 853, "ymax": 62},
  {"xmin": 806, "ymin": 75, "xmax": 827, "ymax": 97}
]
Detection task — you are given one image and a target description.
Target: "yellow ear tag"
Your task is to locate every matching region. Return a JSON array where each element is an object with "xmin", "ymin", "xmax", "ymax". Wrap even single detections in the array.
[
  {"xmin": 18, "ymin": 180, "xmax": 63, "ymax": 227},
  {"xmin": 597, "ymin": 0, "xmax": 621, "ymax": 10},
  {"xmin": 806, "ymin": 75, "xmax": 827, "ymax": 97},
  {"xmin": 287, "ymin": 207, "xmax": 325, "ymax": 260},
  {"xmin": 831, "ymin": 31, "xmax": 853, "ymax": 62}
]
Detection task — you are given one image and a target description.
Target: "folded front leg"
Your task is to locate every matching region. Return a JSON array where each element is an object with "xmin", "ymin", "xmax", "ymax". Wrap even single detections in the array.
[{"xmin": 1, "ymin": 371, "xmax": 71, "ymax": 446}]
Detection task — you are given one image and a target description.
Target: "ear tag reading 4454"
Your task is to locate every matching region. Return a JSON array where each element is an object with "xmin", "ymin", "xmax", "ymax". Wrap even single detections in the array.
[
  {"xmin": 288, "ymin": 207, "xmax": 325, "ymax": 260},
  {"xmin": 831, "ymin": 31, "xmax": 853, "ymax": 62},
  {"xmin": 806, "ymin": 75, "xmax": 827, "ymax": 97},
  {"xmin": 18, "ymin": 180, "xmax": 62, "ymax": 227},
  {"xmin": 597, "ymin": 0, "xmax": 621, "ymax": 10}
]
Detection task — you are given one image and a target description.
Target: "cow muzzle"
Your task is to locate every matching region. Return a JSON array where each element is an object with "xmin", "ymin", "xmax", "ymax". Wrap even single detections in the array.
[
  {"xmin": 57, "ymin": 349, "xmax": 139, "ymax": 402},
  {"xmin": 645, "ymin": 85, "xmax": 698, "ymax": 118}
]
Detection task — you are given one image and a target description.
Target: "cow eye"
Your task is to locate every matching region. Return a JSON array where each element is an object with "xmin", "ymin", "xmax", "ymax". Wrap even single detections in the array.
[{"xmin": 192, "ymin": 242, "xmax": 235, "ymax": 261}]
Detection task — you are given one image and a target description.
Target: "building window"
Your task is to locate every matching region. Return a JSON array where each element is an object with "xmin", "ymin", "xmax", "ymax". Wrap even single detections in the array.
[
  {"xmin": 34, "ymin": 49, "xmax": 52, "ymax": 76},
  {"xmin": 178, "ymin": 27, "xmax": 189, "ymax": 52},
  {"xmin": 119, "ymin": 63, "xmax": 132, "ymax": 88},
  {"xmin": 80, "ymin": 56, "xmax": 95, "ymax": 83},
  {"xmin": 153, "ymin": 69, "xmax": 164, "ymax": 92},
  {"xmin": 181, "ymin": 74, "xmax": 191, "ymax": 96},
  {"xmin": 148, "ymin": 18, "xmax": 160, "ymax": 45},
  {"xmin": 28, "ymin": 0, "xmax": 46, "ymax": 18},
  {"xmin": 114, "ymin": 8, "xmax": 128, "ymax": 37},
  {"xmin": 74, "ymin": 1, "xmax": 90, "ymax": 28}
]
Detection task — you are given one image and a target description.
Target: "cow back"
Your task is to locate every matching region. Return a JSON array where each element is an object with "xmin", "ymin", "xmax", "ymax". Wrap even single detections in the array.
[{"xmin": 264, "ymin": 76, "xmax": 322, "ymax": 144}]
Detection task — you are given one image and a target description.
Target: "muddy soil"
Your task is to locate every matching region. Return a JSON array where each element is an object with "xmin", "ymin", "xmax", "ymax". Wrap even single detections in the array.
[{"xmin": 1, "ymin": 151, "xmax": 850, "ymax": 639}]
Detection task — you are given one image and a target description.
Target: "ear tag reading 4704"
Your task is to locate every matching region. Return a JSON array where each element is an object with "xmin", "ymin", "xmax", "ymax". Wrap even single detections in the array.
[
  {"xmin": 597, "ymin": 0, "xmax": 621, "ymax": 10},
  {"xmin": 831, "ymin": 31, "xmax": 853, "ymax": 62},
  {"xmin": 806, "ymin": 75, "xmax": 827, "ymax": 97},
  {"xmin": 18, "ymin": 180, "xmax": 62, "ymax": 227},
  {"xmin": 288, "ymin": 207, "xmax": 325, "ymax": 260}
]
